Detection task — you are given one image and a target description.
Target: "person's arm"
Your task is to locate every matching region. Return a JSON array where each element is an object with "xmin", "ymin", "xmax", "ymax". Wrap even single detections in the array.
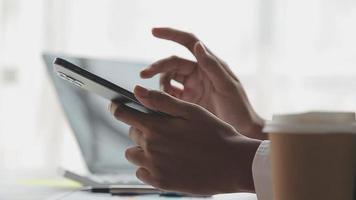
[{"xmin": 109, "ymin": 86, "xmax": 261, "ymax": 195}]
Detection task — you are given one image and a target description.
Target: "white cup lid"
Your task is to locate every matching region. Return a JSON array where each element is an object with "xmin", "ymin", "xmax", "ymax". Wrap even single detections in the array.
[{"xmin": 263, "ymin": 112, "xmax": 356, "ymax": 134}]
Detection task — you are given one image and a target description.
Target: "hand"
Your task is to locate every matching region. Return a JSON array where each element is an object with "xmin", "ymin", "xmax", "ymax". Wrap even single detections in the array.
[
  {"xmin": 109, "ymin": 86, "xmax": 261, "ymax": 195},
  {"xmin": 141, "ymin": 28, "xmax": 266, "ymax": 140}
]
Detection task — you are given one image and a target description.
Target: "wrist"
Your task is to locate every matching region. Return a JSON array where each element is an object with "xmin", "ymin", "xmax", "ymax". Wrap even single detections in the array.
[
  {"xmin": 236, "ymin": 113, "xmax": 266, "ymax": 140},
  {"xmin": 246, "ymin": 115, "xmax": 267, "ymax": 140},
  {"xmin": 230, "ymin": 136, "xmax": 261, "ymax": 193}
]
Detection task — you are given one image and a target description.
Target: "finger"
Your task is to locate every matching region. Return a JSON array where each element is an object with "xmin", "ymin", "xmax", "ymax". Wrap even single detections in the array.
[
  {"xmin": 171, "ymin": 73, "xmax": 186, "ymax": 84},
  {"xmin": 194, "ymin": 42, "xmax": 232, "ymax": 88},
  {"xmin": 129, "ymin": 127, "xmax": 144, "ymax": 147},
  {"xmin": 160, "ymin": 73, "xmax": 186, "ymax": 85},
  {"xmin": 159, "ymin": 73, "xmax": 171, "ymax": 91},
  {"xmin": 134, "ymin": 85, "xmax": 190, "ymax": 118},
  {"xmin": 125, "ymin": 146, "xmax": 148, "ymax": 167},
  {"xmin": 152, "ymin": 27, "xmax": 235, "ymax": 86},
  {"xmin": 109, "ymin": 102, "xmax": 153, "ymax": 130},
  {"xmin": 203, "ymin": 47, "xmax": 239, "ymax": 81},
  {"xmin": 136, "ymin": 168, "xmax": 159, "ymax": 188},
  {"xmin": 152, "ymin": 27, "xmax": 199, "ymax": 54},
  {"xmin": 154, "ymin": 27, "xmax": 222, "ymax": 65},
  {"xmin": 160, "ymin": 73, "xmax": 183, "ymax": 99},
  {"xmin": 140, "ymin": 56, "xmax": 196, "ymax": 78}
]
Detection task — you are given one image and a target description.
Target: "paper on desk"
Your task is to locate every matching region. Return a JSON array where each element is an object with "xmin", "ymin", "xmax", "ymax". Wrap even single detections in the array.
[
  {"xmin": 48, "ymin": 191, "xmax": 257, "ymax": 200},
  {"xmin": 18, "ymin": 178, "xmax": 81, "ymax": 188}
]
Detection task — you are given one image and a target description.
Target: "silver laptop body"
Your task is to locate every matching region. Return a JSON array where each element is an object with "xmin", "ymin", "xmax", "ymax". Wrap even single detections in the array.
[{"xmin": 43, "ymin": 53, "xmax": 158, "ymax": 186}]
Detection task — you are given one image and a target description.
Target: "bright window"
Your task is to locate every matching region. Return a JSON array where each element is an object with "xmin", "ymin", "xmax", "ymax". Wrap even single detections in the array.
[{"xmin": 1, "ymin": 0, "xmax": 356, "ymax": 170}]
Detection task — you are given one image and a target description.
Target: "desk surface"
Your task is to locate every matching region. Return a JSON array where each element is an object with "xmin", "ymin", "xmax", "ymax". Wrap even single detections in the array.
[
  {"xmin": 53, "ymin": 191, "xmax": 257, "ymax": 200},
  {"xmin": 0, "ymin": 169, "xmax": 257, "ymax": 200}
]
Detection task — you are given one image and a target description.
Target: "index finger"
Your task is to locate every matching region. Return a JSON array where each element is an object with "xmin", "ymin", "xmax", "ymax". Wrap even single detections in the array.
[
  {"xmin": 152, "ymin": 27, "xmax": 199, "ymax": 54},
  {"xmin": 152, "ymin": 28, "xmax": 228, "ymax": 74}
]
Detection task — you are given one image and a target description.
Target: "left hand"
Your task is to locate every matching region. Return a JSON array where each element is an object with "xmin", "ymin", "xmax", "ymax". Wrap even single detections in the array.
[
  {"xmin": 140, "ymin": 28, "xmax": 265, "ymax": 139},
  {"xmin": 109, "ymin": 85, "xmax": 260, "ymax": 195}
]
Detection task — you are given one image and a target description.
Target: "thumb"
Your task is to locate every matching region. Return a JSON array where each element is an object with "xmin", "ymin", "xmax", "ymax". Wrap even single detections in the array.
[
  {"xmin": 134, "ymin": 85, "xmax": 190, "ymax": 118},
  {"xmin": 194, "ymin": 41, "xmax": 232, "ymax": 88}
]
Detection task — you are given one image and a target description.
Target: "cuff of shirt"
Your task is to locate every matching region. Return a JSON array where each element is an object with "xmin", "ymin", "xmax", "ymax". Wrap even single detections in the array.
[{"xmin": 252, "ymin": 140, "xmax": 273, "ymax": 200}]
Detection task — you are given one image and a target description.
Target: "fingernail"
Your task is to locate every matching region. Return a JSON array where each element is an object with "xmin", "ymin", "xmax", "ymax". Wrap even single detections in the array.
[
  {"xmin": 110, "ymin": 103, "xmax": 118, "ymax": 115},
  {"xmin": 152, "ymin": 27, "xmax": 160, "ymax": 36},
  {"xmin": 140, "ymin": 70, "xmax": 147, "ymax": 77},
  {"xmin": 140, "ymin": 67, "xmax": 153, "ymax": 78},
  {"xmin": 135, "ymin": 85, "xmax": 150, "ymax": 98}
]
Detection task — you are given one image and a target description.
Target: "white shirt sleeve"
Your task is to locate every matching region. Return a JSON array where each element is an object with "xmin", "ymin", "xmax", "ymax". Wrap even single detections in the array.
[{"xmin": 252, "ymin": 140, "xmax": 273, "ymax": 200}]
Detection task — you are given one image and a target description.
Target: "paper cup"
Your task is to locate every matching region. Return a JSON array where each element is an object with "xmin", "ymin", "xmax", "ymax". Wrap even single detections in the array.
[{"xmin": 264, "ymin": 112, "xmax": 356, "ymax": 200}]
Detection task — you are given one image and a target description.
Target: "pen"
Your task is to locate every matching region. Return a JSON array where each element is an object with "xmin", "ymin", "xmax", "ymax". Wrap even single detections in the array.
[
  {"xmin": 82, "ymin": 186, "xmax": 205, "ymax": 197},
  {"xmin": 109, "ymin": 188, "xmax": 160, "ymax": 196},
  {"xmin": 110, "ymin": 192, "xmax": 158, "ymax": 196},
  {"xmin": 82, "ymin": 186, "xmax": 161, "ymax": 195},
  {"xmin": 81, "ymin": 186, "xmax": 110, "ymax": 193},
  {"xmin": 110, "ymin": 191, "xmax": 184, "ymax": 197}
]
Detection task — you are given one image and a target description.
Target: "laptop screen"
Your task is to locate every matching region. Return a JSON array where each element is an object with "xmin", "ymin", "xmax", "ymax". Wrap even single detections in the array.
[{"xmin": 43, "ymin": 54, "xmax": 158, "ymax": 174}]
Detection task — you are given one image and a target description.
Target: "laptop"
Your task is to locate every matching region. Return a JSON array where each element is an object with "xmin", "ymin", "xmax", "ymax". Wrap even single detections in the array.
[{"xmin": 43, "ymin": 53, "xmax": 159, "ymax": 187}]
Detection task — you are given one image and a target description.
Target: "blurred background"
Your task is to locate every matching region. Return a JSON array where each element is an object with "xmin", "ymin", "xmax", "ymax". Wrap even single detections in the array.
[{"xmin": 0, "ymin": 0, "xmax": 356, "ymax": 171}]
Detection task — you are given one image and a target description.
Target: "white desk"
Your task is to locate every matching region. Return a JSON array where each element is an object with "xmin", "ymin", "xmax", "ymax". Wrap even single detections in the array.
[
  {"xmin": 49, "ymin": 191, "xmax": 257, "ymax": 200},
  {"xmin": 0, "ymin": 169, "xmax": 257, "ymax": 200}
]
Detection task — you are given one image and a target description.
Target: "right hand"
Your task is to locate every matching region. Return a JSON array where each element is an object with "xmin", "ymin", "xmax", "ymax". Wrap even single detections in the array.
[
  {"xmin": 109, "ymin": 86, "xmax": 261, "ymax": 194},
  {"xmin": 141, "ymin": 28, "xmax": 266, "ymax": 139}
]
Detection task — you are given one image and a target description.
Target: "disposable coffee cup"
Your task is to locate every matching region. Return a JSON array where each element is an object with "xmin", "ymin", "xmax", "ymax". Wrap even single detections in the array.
[{"xmin": 264, "ymin": 112, "xmax": 356, "ymax": 200}]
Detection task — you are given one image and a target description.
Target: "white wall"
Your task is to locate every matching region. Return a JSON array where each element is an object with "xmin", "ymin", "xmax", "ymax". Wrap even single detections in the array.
[{"xmin": 0, "ymin": 0, "xmax": 356, "ymax": 170}]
